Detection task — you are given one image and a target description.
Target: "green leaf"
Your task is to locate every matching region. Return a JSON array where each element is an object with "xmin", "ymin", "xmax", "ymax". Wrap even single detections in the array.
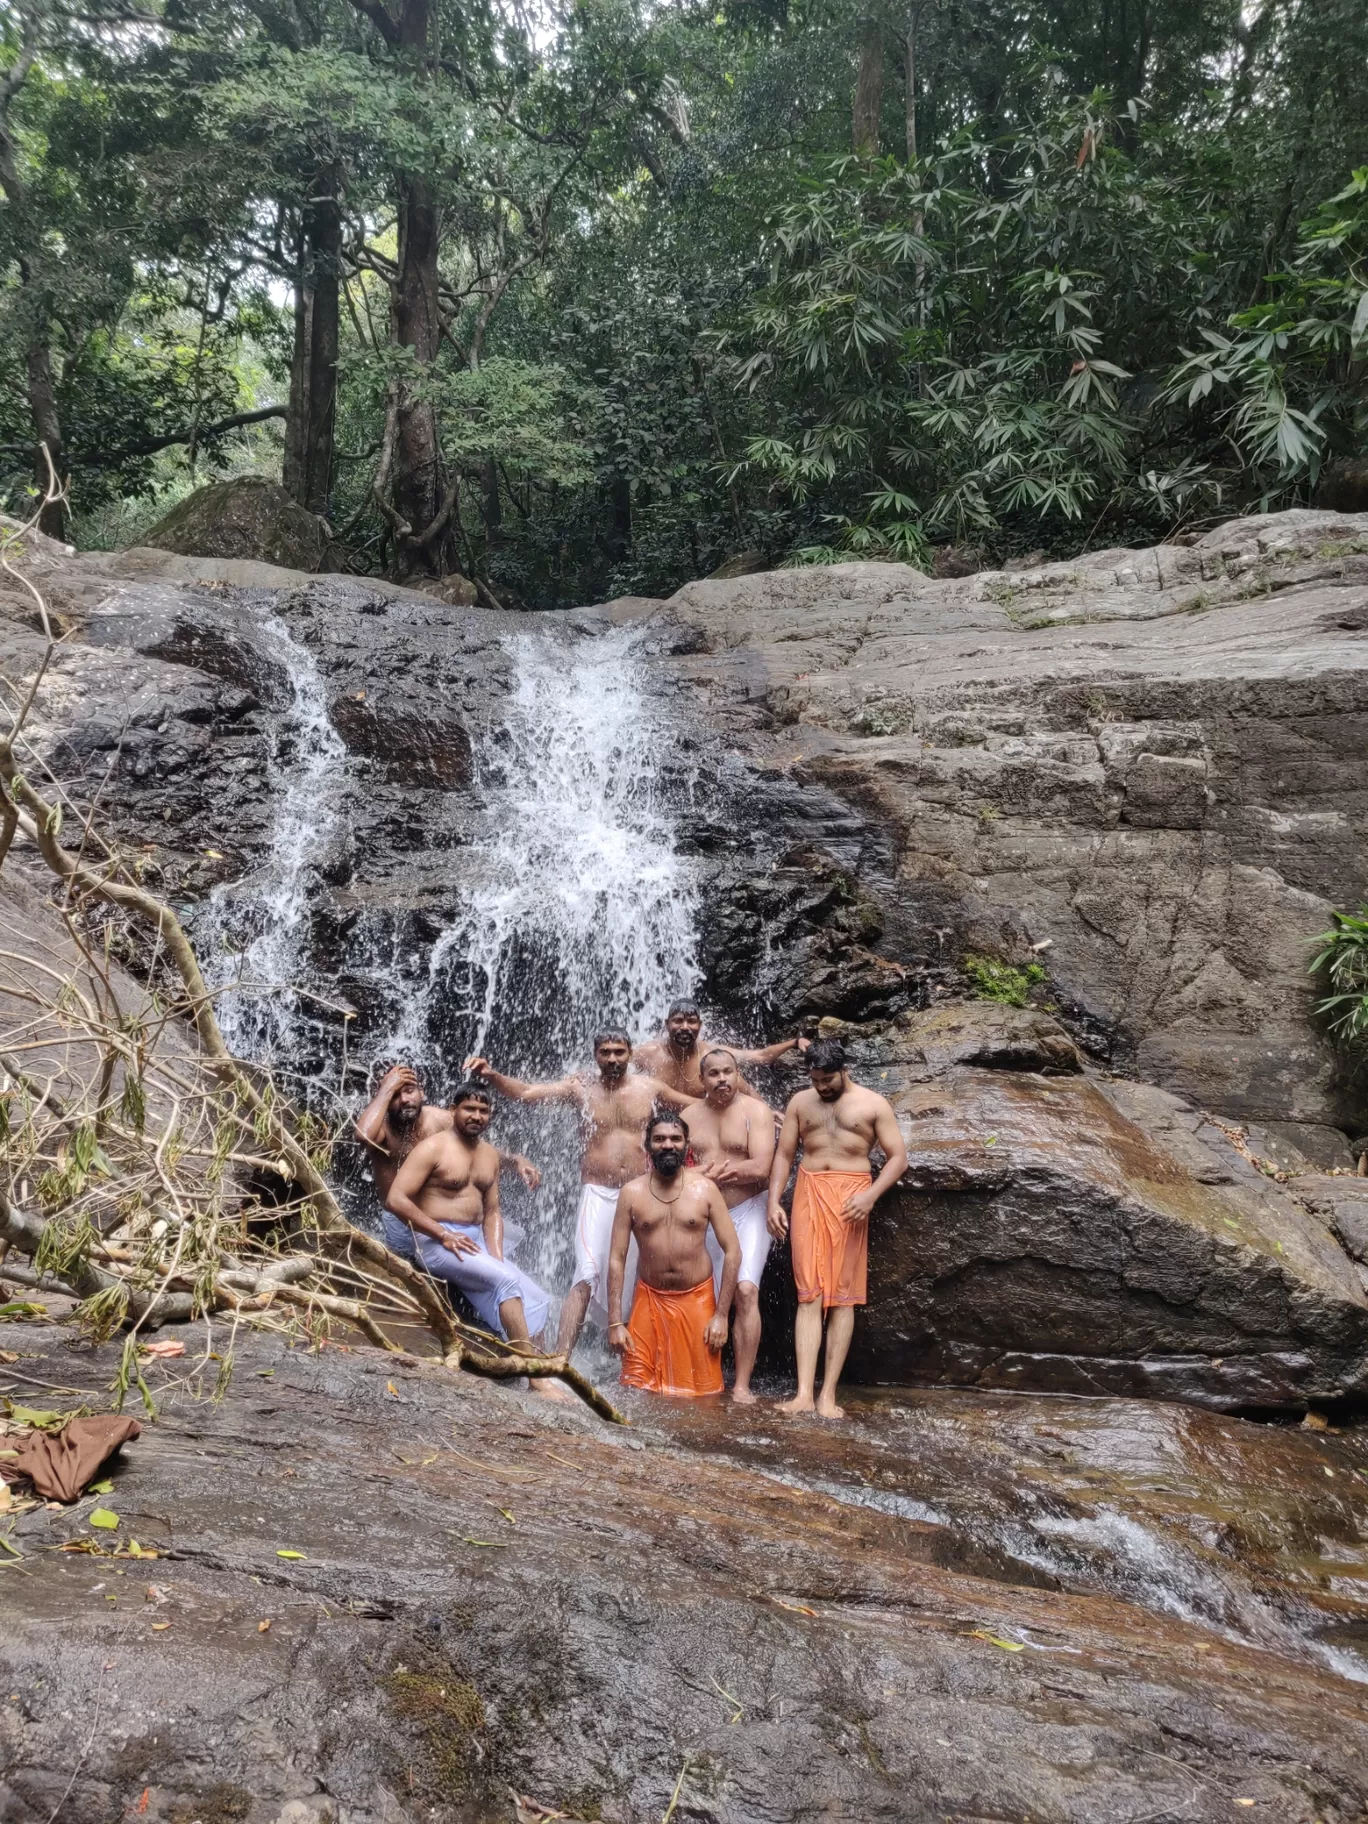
[
  {"xmin": 89, "ymin": 1508, "xmax": 120, "ymax": 1530},
  {"xmin": 276, "ymin": 1549, "xmax": 306, "ymax": 1559}
]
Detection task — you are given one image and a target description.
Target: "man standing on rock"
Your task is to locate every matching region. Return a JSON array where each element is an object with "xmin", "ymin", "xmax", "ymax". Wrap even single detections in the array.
[
  {"xmin": 684, "ymin": 1049, "xmax": 777, "ymax": 1403},
  {"xmin": 383, "ymin": 1080, "xmax": 562, "ymax": 1395},
  {"xmin": 767, "ymin": 1038, "xmax": 907, "ymax": 1419},
  {"xmin": 464, "ymin": 1036, "xmax": 690, "ymax": 1357},
  {"xmin": 634, "ymin": 999, "xmax": 808, "ymax": 1098},
  {"xmin": 355, "ymin": 1062, "xmax": 542, "ymax": 1206},
  {"xmin": 607, "ymin": 1110, "xmax": 741, "ymax": 1398}
]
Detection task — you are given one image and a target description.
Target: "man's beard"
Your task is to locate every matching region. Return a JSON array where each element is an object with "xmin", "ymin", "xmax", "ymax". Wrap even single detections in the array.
[
  {"xmin": 391, "ymin": 1104, "xmax": 420, "ymax": 1129},
  {"xmin": 651, "ymin": 1148, "xmax": 685, "ymax": 1177}
]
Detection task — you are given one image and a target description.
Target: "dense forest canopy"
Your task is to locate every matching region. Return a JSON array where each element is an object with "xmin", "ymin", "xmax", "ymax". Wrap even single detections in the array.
[{"xmin": 0, "ymin": 0, "xmax": 1364, "ymax": 604}]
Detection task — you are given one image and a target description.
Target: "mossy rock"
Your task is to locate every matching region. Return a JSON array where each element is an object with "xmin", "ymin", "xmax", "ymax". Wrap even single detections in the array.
[{"xmin": 138, "ymin": 477, "xmax": 342, "ymax": 572}]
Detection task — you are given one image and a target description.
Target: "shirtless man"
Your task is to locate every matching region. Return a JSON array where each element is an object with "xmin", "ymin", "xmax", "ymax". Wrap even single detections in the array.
[
  {"xmin": 633, "ymin": 999, "xmax": 808, "ymax": 1099},
  {"xmin": 384, "ymin": 1080, "xmax": 560, "ymax": 1395},
  {"xmin": 767, "ymin": 1037, "xmax": 908, "ymax": 1419},
  {"xmin": 354, "ymin": 1063, "xmax": 542, "ymax": 1207},
  {"xmin": 464, "ymin": 1034, "xmax": 688, "ymax": 1356},
  {"xmin": 606, "ymin": 1110, "xmax": 741, "ymax": 1398},
  {"xmin": 685, "ymin": 1049, "xmax": 776, "ymax": 1403}
]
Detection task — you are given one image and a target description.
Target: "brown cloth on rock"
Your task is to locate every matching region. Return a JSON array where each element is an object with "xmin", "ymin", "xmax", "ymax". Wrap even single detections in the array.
[{"xmin": 2, "ymin": 1415, "xmax": 142, "ymax": 1502}]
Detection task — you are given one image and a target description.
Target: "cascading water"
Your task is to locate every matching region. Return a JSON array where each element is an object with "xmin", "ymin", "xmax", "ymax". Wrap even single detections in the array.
[
  {"xmin": 375, "ymin": 619, "xmax": 702, "ymax": 1290},
  {"xmin": 193, "ymin": 615, "xmax": 349, "ymax": 1075}
]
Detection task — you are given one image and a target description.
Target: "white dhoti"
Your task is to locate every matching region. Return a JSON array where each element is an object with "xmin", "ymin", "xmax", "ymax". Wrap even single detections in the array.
[
  {"xmin": 706, "ymin": 1192, "xmax": 773, "ymax": 1297},
  {"xmin": 573, "ymin": 1182, "xmax": 637, "ymax": 1324}
]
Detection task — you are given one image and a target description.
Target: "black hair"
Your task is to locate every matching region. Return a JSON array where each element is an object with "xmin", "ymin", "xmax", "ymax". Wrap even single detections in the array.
[
  {"xmin": 450, "ymin": 1078, "xmax": 494, "ymax": 1108},
  {"xmin": 807, "ymin": 1037, "xmax": 848, "ymax": 1073},
  {"xmin": 374, "ymin": 1058, "xmax": 422, "ymax": 1087},
  {"xmin": 699, "ymin": 1047, "xmax": 738, "ymax": 1071},
  {"xmin": 593, "ymin": 1029, "xmax": 632, "ymax": 1051},
  {"xmin": 667, "ymin": 999, "xmax": 701, "ymax": 1019},
  {"xmin": 645, "ymin": 1106, "xmax": 689, "ymax": 1144}
]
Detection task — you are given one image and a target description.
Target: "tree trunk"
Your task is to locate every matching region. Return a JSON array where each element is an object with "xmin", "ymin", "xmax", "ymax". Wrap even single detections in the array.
[
  {"xmin": 283, "ymin": 182, "xmax": 341, "ymax": 520},
  {"xmin": 482, "ymin": 455, "xmax": 502, "ymax": 552},
  {"xmin": 605, "ymin": 474, "xmax": 631, "ymax": 564},
  {"xmin": 853, "ymin": 20, "xmax": 884, "ymax": 157},
  {"xmin": 390, "ymin": 172, "xmax": 447, "ymax": 569},
  {"xmin": 26, "ymin": 328, "xmax": 65, "ymax": 539},
  {"xmin": 904, "ymin": 19, "xmax": 917, "ymax": 161}
]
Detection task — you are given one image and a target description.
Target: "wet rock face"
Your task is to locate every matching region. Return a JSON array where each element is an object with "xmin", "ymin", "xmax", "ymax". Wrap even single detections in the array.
[
  {"xmin": 662, "ymin": 508, "xmax": 1368, "ymax": 1128},
  {"xmin": 854, "ymin": 1068, "xmax": 1368, "ymax": 1409},
  {"xmin": 4, "ymin": 1326, "xmax": 1368, "ymax": 1824}
]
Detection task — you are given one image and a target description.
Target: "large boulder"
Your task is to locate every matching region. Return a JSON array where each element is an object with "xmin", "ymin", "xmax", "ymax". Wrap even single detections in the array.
[
  {"xmin": 663, "ymin": 509, "xmax": 1368, "ymax": 1130},
  {"xmin": 850, "ymin": 1059, "xmax": 1368, "ymax": 1408},
  {"xmin": 138, "ymin": 476, "xmax": 344, "ymax": 573}
]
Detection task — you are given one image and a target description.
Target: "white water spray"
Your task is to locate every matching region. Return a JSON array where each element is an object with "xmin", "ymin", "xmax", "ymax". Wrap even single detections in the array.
[{"xmin": 195, "ymin": 615, "xmax": 348, "ymax": 1068}]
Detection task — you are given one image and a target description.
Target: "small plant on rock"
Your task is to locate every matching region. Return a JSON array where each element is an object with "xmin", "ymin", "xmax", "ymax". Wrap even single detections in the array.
[
  {"xmin": 963, "ymin": 954, "xmax": 1047, "ymax": 1008},
  {"xmin": 1310, "ymin": 906, "xmax": 1368, "ymax": 1053}
]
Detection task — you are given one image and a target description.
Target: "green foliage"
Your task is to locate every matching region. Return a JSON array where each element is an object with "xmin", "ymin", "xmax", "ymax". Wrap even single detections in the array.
[
  {"xmin": 1310, "ymin": 907, "xmax": 1368, "ymax": 1054},
  {"xmin": 963, "ymin": 953, "xmax": 1047, "ymax": 1007}
]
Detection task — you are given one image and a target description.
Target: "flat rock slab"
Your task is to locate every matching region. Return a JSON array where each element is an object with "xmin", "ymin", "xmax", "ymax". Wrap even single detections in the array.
[{"xmin": 3, "ymin": 1328, "xmax": 1368, "ymax": 1823}]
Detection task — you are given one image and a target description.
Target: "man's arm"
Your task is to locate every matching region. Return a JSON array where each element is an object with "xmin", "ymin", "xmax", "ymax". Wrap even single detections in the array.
[
  {"xmin": 480, "ymin": 1149, "xmax": 503, "ymax": 1260},
  {"xmin": 640, "ymin": 1075, "xmax": 693, "ymax": 1110},
  {"xmin": 464, "ymin": 1057, "xmax": 579, "ymax": 1105},
  {"xmin": 498, "ymin": 1150, "xmax": 541, "ymax": 1191},
  {"xmin": 841, "ymin": 1096, "xmax": 910, "ymax": 1220},
  {"xmin": 605, "ymin": 1188, "xmax": 637, "ymax": 1355},
  {"xmin": 354, "ymin": 1064, "xmax": 416, "ymax": 1151},
  {"xmin": 731, "ymin": 1035, "xmax": 810, "ymax": 1068},
  {"xmin": 767, "ymin": 1097, "xmax": 803, "ymax": 1238},
  {"xmin": 703, "ymin": 1185, "xmax": 740, "ymax": 1351},
  {"xmin": 387, "ymin": 1139, "xmax": 479, "ymax": 1257}
]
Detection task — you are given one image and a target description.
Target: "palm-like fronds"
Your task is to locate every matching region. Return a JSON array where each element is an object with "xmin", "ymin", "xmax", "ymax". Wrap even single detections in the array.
[{"xmin": 1310, "ymin": 908, "xmax": 1368, "ymax": 1052}]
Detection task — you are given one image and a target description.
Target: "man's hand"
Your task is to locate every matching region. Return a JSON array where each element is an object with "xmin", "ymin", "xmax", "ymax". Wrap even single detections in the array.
[
  {"xmin": 841, "ymin": 1184, "xmax": 877, "ymax": 1222},
  {"xmin": 511, "ymin": 1153, "xmax": 541, "ymax": 1192},
  {"xmin": 794, "ymin": 1035, "xmax": 811, "ymax": 1055},
  {"xmin": 607, "ymin": 1321, "xmax": 630, "ymax": 1357},
  {"xmin": 463, "ymin": 1055, "xmax": 490, "ymax": 1077},
  {"xmin": 767, "ymin": 1201, "xmax": 789, "ymax": 1240},
  {"xmin": 704, "ymin": 1158, "xmax": 743, "ymax": 1187},
  {"xmin": 704, "ymin": 1311, "xmax": 729, "ymax": 1352},
  {"xmin": 436, "ymin": 1229, "xmax": 480, "ymax": 1258},
  {"xmin": 379, "ymin": 1063, "xmax": 418, "ymax": 1095}
]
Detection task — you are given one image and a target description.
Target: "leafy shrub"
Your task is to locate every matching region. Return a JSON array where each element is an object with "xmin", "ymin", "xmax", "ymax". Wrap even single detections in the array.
[
  {"xmin": 963, "ymin": 954, "xmax": 1046, "ymax": 1007},
  {"xmin": 1310, "ymin": 907, "xmax": 1368, "ymax": 1052}
]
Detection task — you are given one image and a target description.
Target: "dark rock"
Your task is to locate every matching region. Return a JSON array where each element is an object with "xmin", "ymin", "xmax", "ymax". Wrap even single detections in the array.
[
  {"xmin": 328, "ymin": 687, "xmax": 473, "ymax": 787},
  {"xmin": 140, "ymin": 476, "xmax": 344, "ymax": 572},
  {"xmin": 708, "ymin": 547, "xmax": 770, "ymax": 579},
  {"xmin": 5, "ymin": 1326, "xmax": 1368, "ymax": 1823},
  {"xmin": 853, "ymin": 1068, "xmax": 1368, "ymax": 1408},
  {"xmin": 1315, "ymin": 457, "xmax": 1368, "ymax": 514},
  {"xmin": 930, "ymin": 543, "xmax": 983, "ymax": 578}
]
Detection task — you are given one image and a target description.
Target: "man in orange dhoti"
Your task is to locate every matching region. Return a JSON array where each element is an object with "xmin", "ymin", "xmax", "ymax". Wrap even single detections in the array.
[
  {"xmin": 607, "ymin": 1111, "xmax": 741, "ymax": 1397},
  {"xmin": 767, "ymin": 1038, "xmax": 908, "ymax": 1419}
]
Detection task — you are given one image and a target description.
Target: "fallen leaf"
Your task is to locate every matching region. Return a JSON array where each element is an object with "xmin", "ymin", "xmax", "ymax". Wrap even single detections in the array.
[
  {"xmin": 353, "ymin": 689, "xmax": 366, "ymax": 701},
  {"xmin": 461, "ymin": 1537, "xmax": 508, "ymax": 1549},
  {"xmin": 150, "ymin": 1622, "xmax": 171, "ymax": 1632},
  {"xmin": 969, "ymin": 1629, "xmax": 1025, "ymax": 1652},
  {"xmin": 771, "ymin": 1597, "xmax": 817, "ymax": 1617},
  {"xmin": 89, "ymin": 1478, "xmax": 114, "ymax": 1495},
  {"xmin": 492, "ymin": 1506, "xmax": 516, "ymax": 1526},
  {"xmin": 1235, "ymin": 1802, "xmax": 1256, "ymax": 1809},
  {"xmin": 204, "ymin": 848, "xmax": 225, "ymax": 860},
  {"xmin": 136, "ymin": 1788, "xmax": 151, "ymax": 1814},
  {"xmin": 386, "ymin": 1381, "xmax": 400, "ymax": 1397},
  {"xmin": 143, "ymin": 1585, "xmax": 164, "ymax": 1603},
  {"xmin": 0, "ymin": 1350, "xmax": 17, "ymax": 1364},
  {"xmin": 256, "ymin": 1370, "xmax": 274, "ymax": 1379},
  {"xmin": 88, "ymin": 1508, "xmax": 120, "ymax": 1531},
  {"xmin": 276, "ymin": 1549, "xmax": 306, "ymax": 1560},
  {"xmin": 258, "ymin": 1619, "xmax": 271, "ymax": 1633},
  {"xmin": 141, "ymin": 1339, "xmax": 185, "ymax": 1360}
]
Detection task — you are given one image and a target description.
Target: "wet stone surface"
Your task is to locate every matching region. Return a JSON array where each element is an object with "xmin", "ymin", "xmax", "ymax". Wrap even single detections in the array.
[{"xmin": 3, "ymin": 1326, "xmax": 1368, "ymax": 1823}]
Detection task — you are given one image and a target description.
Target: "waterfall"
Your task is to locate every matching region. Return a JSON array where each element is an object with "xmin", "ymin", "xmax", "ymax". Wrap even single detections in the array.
[
  {"xmin": 194, "ymin": 615, "xmax": 349, "ymax": 1073},
  {"xmin": 375, "ymin": 618, "xmax": 702, "ymax": 1287}
]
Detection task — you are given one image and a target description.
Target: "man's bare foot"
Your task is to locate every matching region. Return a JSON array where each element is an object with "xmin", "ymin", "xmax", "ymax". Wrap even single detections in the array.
[
  {"xmin": 779, "ymin": 1393, "xmax": 816, "ymax": 1413},
  {"xmin": 529, "ymin": 1377, "xmax": 572, "ymax": 1402},
  {"xmin": 731, "ymin": 1385, "xmax": 759, "ymax": 1405},
  {"xmin": 815, "ymin": 1397, "xmax": 846, "ymax": 1420}
]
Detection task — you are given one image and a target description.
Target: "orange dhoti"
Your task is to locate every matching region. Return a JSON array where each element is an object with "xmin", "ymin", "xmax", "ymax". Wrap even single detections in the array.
[
  {"xmin": 621, "ymin": 1277, "xmax": 724, "ymax": 1397},
  {"xmin": 791, "ymin": 1168, "xmax": 871, "ymax": 1308}
]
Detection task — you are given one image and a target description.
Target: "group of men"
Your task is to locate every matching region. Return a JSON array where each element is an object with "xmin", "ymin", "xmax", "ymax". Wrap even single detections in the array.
[{"xmin": 355, "ymin": 1001, "xmax": 908, "ymax": 1417}]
